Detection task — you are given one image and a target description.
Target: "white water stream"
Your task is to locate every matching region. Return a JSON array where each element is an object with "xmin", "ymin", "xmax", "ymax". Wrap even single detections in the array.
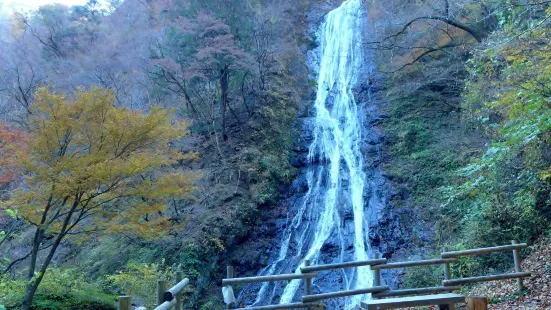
[{"xmin": 251, "ymin": 1, "xmax": 374, "ymax": 308}]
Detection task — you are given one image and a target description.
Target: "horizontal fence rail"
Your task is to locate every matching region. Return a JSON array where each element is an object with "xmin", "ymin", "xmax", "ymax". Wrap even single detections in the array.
[
  {"xmin": 371, "ymin": 258, "xmax": 458, "ymax": 270},
  {"xmin": 222, "ymin": 240, "xmax": 531, "ymax": 309},
  {"xmin": 300, "ymin": 258, "xmax": 387, "ymax": 273},
  {"xmin": 441, "ymin": 243, "xmax": 528, "ymax": 258},
  {"xmin": 163, "ymin": 278, "xmax": 190, "ymax": 301},
  {"xmin": 373, "ymin": 286, "xmax": 461, "ymax": 298},
  {"xmin": 222, "ymin": 272, "xmax": 317, "ymax": 286},
  {"xmin": 118, "ymin": 270, "xmax": 189, "ymax": 310},
  {"xmin": 302, "ymin": 286, "xmax": 389, "ymax": 303},
  {"xmin": 154, "ymin": 273, "xmax": 190, "ymax": 310},
  {"xmin": 443, "ymin": 272, "xmax": 532, "ymax": 286},
  {"xmin": 155, "ymin": 299, "xmax": 177, "ymax": 310},
  {"xmin": 234, "ymin": 302, "xmax": 325, "ymax": 310}
]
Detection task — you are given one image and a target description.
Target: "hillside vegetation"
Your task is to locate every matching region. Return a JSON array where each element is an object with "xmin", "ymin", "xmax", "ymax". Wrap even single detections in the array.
[
  {"xmin": 1, "ymin": 0, "xmax": 551, "ymax": 308},
  {"xmin": 0, "ymin": 0, "xmax": 309, "ymax": 308},
  {"xmin": 366, "ymin": 0, "xmax": 551, "ymax": 283}
]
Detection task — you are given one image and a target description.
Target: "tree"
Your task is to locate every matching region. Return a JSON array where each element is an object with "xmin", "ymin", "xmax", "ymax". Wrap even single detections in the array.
[
  {"xmin": 0, "ymin": 122, "xmax": 27, "ymax": 273},
  {"xmin": 0, "ymin": 28, "xmax": 46, "ymax": 121},
  {"xmin": 152, "ymin": 10, "xmax": 253, "ymax": 140},
  {"xmin": 444, "ymin": 5, "xmax": 551, "ymax": 247},
  {"xmin": 367, "ymin": 0, "xmax": 551, "ymax": 72},
  {"xmin": 1, "ymin": 87, "xmax": 196, "ymax": 310}
]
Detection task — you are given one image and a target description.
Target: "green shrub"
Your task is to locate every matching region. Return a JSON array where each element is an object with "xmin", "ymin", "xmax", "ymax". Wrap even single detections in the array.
[
  {"xmin": 401, "ymin": 265, "xmax": 444, "ymax": 288},
  {"xmin": 107, "ymin": 261, "xmax": 183, "ymax": 309},
  {"xmin": 0, "ymin": 269, "xmax": 115, "ymax": 310}
]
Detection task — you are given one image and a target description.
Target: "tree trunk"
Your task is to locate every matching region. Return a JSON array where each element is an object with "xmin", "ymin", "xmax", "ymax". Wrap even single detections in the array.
[
  {"xmin": 22, "ymin": 275, "xmax": 42, "ymax": 310},
  {"xmin": 21, "ymin": 241, "xmax": 59, "ymax": 310},
  {"xmin": 21, "ymin": 238, "xmax": 64, "ymax": 310},
  {"xmin": 26, "ymin": 195, "xmax": 55, "ymax": 280},
  {"xmin": 220, "ymin": 67, "xmax": 229, "ymax": 141},
  {"xmin": 21, "ymin": 197, "xmax": 80, "ymax": 310},
  {"xmin": 27, "ymin": 227, "xmax": 43, "ymax": 280}
]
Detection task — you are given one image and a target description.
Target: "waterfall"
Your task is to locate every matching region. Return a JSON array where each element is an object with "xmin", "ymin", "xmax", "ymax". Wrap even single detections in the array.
[{"xmin": 249, "ymin": 1, "xmax": 375, "ymax": 309}]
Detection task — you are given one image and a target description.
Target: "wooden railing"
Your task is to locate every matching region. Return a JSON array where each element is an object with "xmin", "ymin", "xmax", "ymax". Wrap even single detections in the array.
[
  {"xmin": 441, "ymin": 240, "xmax": 529, "ymax": 290},
  {"xmin": 223, "ymin": 264, "xmax": 326, "ymax": 310},
  {"xmin": 222, "ymin": 240, "xmax": 532, "ymax": 309},
  {"xmin": 117, "ymin": 271, "xmax": 190, "ymax": 310},
  {"xmin": 370, "ymin": 256, "xmax": 462, "ymax": 300}
]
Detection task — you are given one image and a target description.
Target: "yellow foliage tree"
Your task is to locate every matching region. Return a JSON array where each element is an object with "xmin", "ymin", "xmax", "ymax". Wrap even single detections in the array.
[{"xmin": 3, "ymin": 87, "xmax": 197, "ymax": 310}]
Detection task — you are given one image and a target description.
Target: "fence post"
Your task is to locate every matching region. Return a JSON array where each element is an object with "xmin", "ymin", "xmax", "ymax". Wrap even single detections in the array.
[
  {"xmin": 157, "ymin": 279, "xmax": 168, "ymax": 306},
  {"xmin": 304, "ymin": 259, "xmax": 313, "ymax": 295},
  {"xmin": 371, "ymin": 253, "xmax": 381, "ymax": 301},
  {"xmin": 442, "ymin": 247, "xmax": 452, "ymax": 282},
  {"xmin": 176, "ymin": 271, "xmax": 184, "ymax": 310},
  {"xmin": 373, "ymin": 253, "xmax": 382, "ymax": 287},
  {"xmin": 441, "ymin": 246, "xmax": 455, "ymax": 309},
  {"xmin": 304, "ymin": 259, "xmax": 313, "ymax": 309},
  {"xmin": 512, "ymin": 240, "xmax": 525, "ymax": 291},
  {"xmin": 118, "ymin": 296, "xmax": 131, "ymax": 310},
  {"xmin": 226, "ymin": 266, "xmax": 235, "ymax": 310},
  {"xmin": 466, "ymin": 296, "xmax": 488, "ymax": 310}
]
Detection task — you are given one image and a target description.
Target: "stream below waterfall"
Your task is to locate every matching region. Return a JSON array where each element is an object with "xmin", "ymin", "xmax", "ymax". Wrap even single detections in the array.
[{"xmin": 240, "ymin": 1, "xmax": 389, "ymax": 309}]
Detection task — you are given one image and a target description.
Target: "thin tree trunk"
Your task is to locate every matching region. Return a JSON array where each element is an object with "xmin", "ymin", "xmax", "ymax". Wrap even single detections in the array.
[
  {"xmin": 241, "ymin": 71, "xmax": 252, "ymax": 116},
  {"xmin": 21, "ymin": 197, "xmax": 80, "ymax": 310},
  {"xmin": 220, "ymin": 67, "xmax": 229, "ymax": 141},
  {"xmin": 26, "ymin": 227, "xmax": 43, "ymax": 280},
  {"xmin": 26, "ymin": 192, "xmax": 55, "ymax": 281}
]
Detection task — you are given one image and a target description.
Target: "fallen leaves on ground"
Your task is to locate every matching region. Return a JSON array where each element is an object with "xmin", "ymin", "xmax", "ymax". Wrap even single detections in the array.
[
  {"xmin": 468, "ymin": 237, "xmax": 551, "ymax": 310},
  {"xmin": 386, "ymin": 237, "xmax": 551, "ymax": 310}
]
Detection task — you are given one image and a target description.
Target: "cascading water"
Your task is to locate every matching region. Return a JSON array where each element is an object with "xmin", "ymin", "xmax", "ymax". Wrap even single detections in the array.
[{"xmin": 245, "ymin": 0, "xmax": 380, "ymax": 309}]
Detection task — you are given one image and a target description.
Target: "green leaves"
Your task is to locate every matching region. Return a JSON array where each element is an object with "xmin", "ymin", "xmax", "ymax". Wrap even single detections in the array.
[
  {"xmin": 443, "ymin": 8, "xmax": 551, "ymax": 250},
  {"xmin": 4, "ymin": 209, "xmax": 16, "ymax": 218}
]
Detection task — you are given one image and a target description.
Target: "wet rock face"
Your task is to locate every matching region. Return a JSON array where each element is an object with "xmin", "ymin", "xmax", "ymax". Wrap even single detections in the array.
[
  {"xmin": 236, "ymin": 81, "xmax": 412, "ymax": 307},
  {"xmin": 355, "ymin": 75, "xmax": 412, "ymax": 265},
  {"xmin": 290, "ymin": 118, "xmax": 315, "ymax": 169},
  {"xmin": 233, "ymin": 1, "xmax": 415, "ymax": 308}
]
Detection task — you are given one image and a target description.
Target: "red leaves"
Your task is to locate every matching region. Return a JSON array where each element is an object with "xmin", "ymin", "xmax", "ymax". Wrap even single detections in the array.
[
  {"xmin": 165, "ymin": 10, "xmax": 254, "ymax": 79},
  {"xmin": 196, "ymin": 11, "xmax": 231, "ymax": 37},
  {"xmin": 0, "ymin": 122, "xmax": 28, "ymax": 185}
]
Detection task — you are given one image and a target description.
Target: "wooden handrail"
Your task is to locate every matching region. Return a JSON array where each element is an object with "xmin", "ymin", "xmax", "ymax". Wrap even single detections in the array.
[
  {"xmin": 235, "ymin": 302, "xmax": 324, "ymax": 310},
  {"xmin": 373, "ymin": 286, "xmax": 461, "ymax": 298},
  {"xmin": 371, "ymin": 258, "xmax": 458, "ymax": 270},
  {"xmin": 220, "ymin": 241, "xmax": 530, "ymax": 309},
  {"xmin": 163, "ymin": 277, "xmax": 190, "ymax": 301},
  {"xmin": 441, "ymin": 244, "xmax": 528, "ymax": 258},
  {"xmin": 442, "ymin": 272, "xmax": 531, "ymax": 286},
  {"xmin": 222, "ymin": 272, "xmax": 317, "ymax": 286},
  {"xmin": 151, "ymin": 271, "xmax": 189, "ymax": 310},
  {"xmin": 300, "ymin": 258, "xmax": 387, "ymax": 273},
  {"xmin": 155, "ymin": 299, "xmax": 176, "ymax": 310},
  {"xmin": 302, "ymin": 286, "xmax": 389, "ymax": 303}
]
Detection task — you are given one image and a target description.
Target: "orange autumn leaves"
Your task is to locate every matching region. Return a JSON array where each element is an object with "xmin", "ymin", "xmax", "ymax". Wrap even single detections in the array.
[{"xmin": 2, "ymin": 87, "xmax": 198, "ymax": 239}]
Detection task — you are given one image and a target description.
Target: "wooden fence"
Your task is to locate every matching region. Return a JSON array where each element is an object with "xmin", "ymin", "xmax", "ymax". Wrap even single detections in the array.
[
  {"xmin": 222, "ymin": 240, "xmax": 532, "ymax": 310},
  {"xmin": 117, "ymin": 271, "xmax": 190, "ymax": 310}
]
